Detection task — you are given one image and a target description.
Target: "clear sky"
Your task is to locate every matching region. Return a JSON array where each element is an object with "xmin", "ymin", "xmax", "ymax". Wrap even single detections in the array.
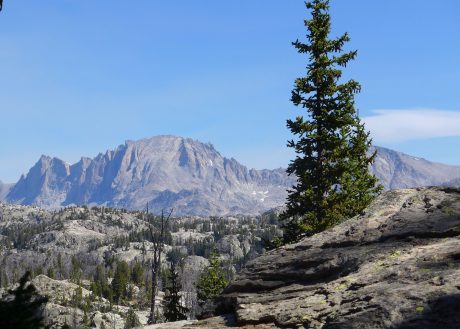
[{"xmin": 1, "ymin": 1, "xmax": 460, "ymax": 183}]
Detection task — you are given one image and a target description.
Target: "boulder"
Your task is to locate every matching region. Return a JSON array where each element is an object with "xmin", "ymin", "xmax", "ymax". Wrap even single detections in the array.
[
  {"xmin": 217, "ymin": 235, "xmax": 245, "ymax": 260},
  {"xmin": 154, "ymin": 187, "xmax": 460, "ymax": 328},
  {"xmin": 216, "ymin": 187, "xmax": 460, "ymax": 328}
]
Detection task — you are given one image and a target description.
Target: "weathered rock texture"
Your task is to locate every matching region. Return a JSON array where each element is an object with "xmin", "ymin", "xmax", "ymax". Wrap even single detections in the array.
[{"xmin": 151, "ymin": 187, "xmax": 460, "ymax": 328}]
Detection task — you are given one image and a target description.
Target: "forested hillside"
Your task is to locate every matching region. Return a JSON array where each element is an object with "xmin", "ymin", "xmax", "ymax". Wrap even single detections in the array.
[{"xmin": 0, "ymin": 203, "xmax": 280, "ymax": 328}]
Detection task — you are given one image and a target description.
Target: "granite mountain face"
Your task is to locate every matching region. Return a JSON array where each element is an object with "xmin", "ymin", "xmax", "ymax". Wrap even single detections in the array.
[
  {"xmin": 370, "ymin": 146, "xmax": 460, "ymax": 189},
  {"xmin": 4, "ymin": 135, "xmax": 460, "ymax": 215},
  {"xmin": 6, "ymin": 136, "xmax": 294, "ymax": 216}
]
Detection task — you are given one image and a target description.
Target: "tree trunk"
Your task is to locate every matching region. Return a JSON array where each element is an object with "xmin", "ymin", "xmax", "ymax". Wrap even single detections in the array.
[{"xmin": 149, "ymin": 266, "xmax": 157, "ymax": 324}]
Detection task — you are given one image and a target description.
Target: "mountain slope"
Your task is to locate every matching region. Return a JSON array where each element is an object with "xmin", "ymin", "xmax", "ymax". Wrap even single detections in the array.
[
  {"xmin": 7, "ymin": 136, "xmax": 293, "ymax": 215},
  {"xmin": 444, "ymin": 177, "xmax": 460, "ymax": 188},
  {"xmin": 0, "ymin": 180, "xmax": 13, "ymax": 201},
  {"xmin": 371, "ymin": 146, "xmax": 460, "ymax": 189},
  {"xmin": 5, "ymin": 136, "xmax": 460, "ymax": 215}
]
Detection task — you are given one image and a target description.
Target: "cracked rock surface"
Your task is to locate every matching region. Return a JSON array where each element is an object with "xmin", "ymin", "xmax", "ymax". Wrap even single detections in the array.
[{"xmin": 157, "ymin": 187, "xmax": 460, "ymax": 328}]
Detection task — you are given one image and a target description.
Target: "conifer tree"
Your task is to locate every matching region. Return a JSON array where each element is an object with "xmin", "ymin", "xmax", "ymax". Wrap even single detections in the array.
[
  {"xmin": 0, "ymin": 271, "xmax": 48, "ymax": 329},
  {"xmin": 124, "ymin": 308, "xmax": 141, "ymax": 329},
  {"xmin": 281, "ymin": 0, "xmax": 382, "ymax": 243},
  {"xmin": 130, "ymin": 262, "xmax": 144, "ymax": 287},
  {"xmin": 92, "ymin": 264, "xmax": 110, "ymax": 299},
  {"xmin": 162, "ymin": 264, "xmax": 188, "ymax": 322},
  {"xmin": 111, "ymin": 260, "xmax": 130, "ymax": 303},
  {"xmin": 195, "ymin": 252, "xmax": 228, "ymax": 307}
]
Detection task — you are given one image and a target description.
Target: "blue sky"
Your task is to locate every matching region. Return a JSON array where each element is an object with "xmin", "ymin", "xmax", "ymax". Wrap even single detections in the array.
[{"xmin": 1, "ymin": 1, "xmax": 459, "ymax": 182}]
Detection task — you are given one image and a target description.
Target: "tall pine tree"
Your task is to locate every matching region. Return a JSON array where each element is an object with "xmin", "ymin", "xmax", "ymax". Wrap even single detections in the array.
[
  {"xmin": 111, "ymin": 260, "xmax": 130, "ymax": 303},
  {"xmin": 281, "ymin": 0, "xmax": 382, "ymax": 244},
  {"xmin": 162, "ymin": 264, "xmax": 188, "ymax": 322}
]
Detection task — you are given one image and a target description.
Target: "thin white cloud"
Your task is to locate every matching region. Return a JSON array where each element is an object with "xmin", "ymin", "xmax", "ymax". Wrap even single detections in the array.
[{"xmin": 362, "ymin": 109, "xmax": 460, "ymax": 143}]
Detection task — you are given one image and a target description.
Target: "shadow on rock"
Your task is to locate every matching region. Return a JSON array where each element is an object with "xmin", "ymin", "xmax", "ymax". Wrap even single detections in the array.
[{"xmin": 393, "ymin": 294, "xmax": 460, "ymax": 329}]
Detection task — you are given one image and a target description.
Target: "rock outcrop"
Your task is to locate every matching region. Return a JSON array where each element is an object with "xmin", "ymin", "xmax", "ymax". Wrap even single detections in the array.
[
  {"xmin": 152, "ymin": 187, "xmax": 460, "ymax": 328},
  {"xmin": 30, "ymin": 275, "xmax": 143, "ymax": 329}
]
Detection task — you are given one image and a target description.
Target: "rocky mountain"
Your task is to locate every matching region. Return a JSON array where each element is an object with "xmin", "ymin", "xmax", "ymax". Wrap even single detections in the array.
[
  {"xmin": 4, "ymin": 136, "xmax": 460, "ymax": 216},
  {"xmin": 6, "ymin": 136, "xmax": 294, "ymax": 216},
  {"xmin": 444, "ymin": 177, "xmax": 460, "ymax": 188},
  {"xmin": 0, "ymin": 181, "xmax": 12, "ymax": 201},
  {"xmin": 151, "ymin": 187, "xmax": 460, "ymax": 329},
  {"xmin": 371, "ymin": 146, "xmax": 460, "ymax": 189}
]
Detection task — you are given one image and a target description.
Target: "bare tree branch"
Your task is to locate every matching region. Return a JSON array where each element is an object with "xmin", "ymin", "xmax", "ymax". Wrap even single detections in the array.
[{"xmin": 145, "ymin": 207, "xmax": 173, "ymax": 324}]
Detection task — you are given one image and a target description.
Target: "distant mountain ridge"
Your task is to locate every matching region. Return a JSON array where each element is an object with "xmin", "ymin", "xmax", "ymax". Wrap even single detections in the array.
[
  {"xmin": 444, "ymin": 177, "xmax": 460, "ymax": 187},
  {"xmin": 0, "ymin": 180, "xmax": 13, "ymax": 201},
  {"xmin": 3, "ymin": 135, "xmax": 460, "ymax": 215},
  {"xmin": 370, "ymin": 146, "xmax": 460, "ymax": 189},
  {"xmin": 5, "ymin": 136, "xmax": 293, "ymax": 215}
]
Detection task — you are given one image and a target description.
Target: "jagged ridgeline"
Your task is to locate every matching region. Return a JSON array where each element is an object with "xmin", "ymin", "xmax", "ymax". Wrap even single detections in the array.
[
  {"xmin": 3, "ymin": 135, "xmax": 460, "ymax": 216},
  {"xmin": 5, "ymin": 135, "xmax": 293, "ymax": 216},
  {"xmin": 0, "ymin": 202, "xmax": 280, "ymax": 328}
]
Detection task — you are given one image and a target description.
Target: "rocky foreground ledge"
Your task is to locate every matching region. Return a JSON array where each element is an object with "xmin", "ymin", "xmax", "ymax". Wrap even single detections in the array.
[{"xmin": 147, "ymin": 187, "xmax": 460, "ymax": 329}]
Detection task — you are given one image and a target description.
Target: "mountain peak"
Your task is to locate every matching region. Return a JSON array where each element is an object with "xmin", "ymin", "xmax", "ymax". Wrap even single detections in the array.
[
  {"xmin": 6, "ymin": 135, "xmax": 294, "ymax": 215},
  {"xmin": 4, "ymin": 136, "xmax": 460, "ymax": 214},
  {"xmin": 39, "ymin": 154, "xmax": 51, "ymax": 161}
]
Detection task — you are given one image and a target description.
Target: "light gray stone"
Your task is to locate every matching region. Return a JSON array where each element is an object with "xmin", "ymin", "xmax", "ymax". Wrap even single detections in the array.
[{"xmin": 211, "ymin": 187, "xmax": 460, "ymax": 329}]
